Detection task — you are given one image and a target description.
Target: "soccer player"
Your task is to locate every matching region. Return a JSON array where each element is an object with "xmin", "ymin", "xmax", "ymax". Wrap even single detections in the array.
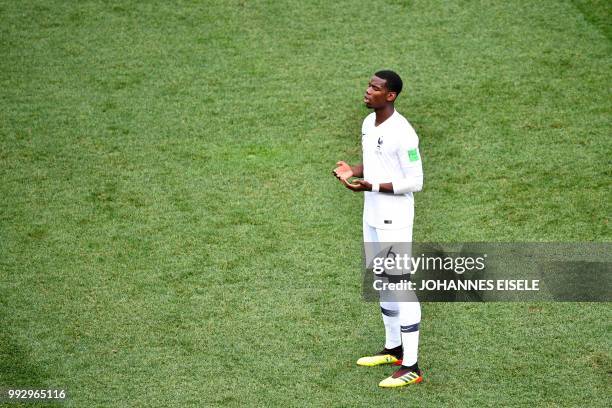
[{"xmin": 333, "ymin": 70, "xmax": 424, "ymax": 388}]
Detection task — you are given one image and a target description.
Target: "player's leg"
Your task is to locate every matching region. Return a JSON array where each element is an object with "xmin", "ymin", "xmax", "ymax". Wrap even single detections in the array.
[
  {"xmin": 356, "ymin": 299, "xmax": 403, "ymax": 366},
  {"xmin": 378, "ymin": 298, "xmax": 423, "ymax": 387},
  {"xmin": 374, "ymin": 227, "xmax": 423, "ymax": 387},
  {"xmin": 357, "ymin": 221, "xmax": 402, "ymax": 366},
  {"xmin": 381, "ymin": 301, "xmax": 402, "ymax": 350}
]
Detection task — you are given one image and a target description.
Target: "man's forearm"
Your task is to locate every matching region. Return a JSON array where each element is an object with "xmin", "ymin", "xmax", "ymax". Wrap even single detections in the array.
[
  {"xmin": 351, "ymin": 163, "xmax": 364, "ymax": 178},
  {"xmin": 378, "ymin": 182, "xmax": 394, "ymax": 193}
]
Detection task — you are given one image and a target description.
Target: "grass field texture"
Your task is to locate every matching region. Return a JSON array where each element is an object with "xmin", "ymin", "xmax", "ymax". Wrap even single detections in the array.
[{"xmin": 1, "ymin": 0, "xmax": 610, "ymax": 406}]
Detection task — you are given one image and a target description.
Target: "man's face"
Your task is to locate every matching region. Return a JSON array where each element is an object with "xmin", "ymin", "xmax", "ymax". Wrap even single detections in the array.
[{"xmin": 364, "ymin": 75, "xmax": 395, "ymax": 109}]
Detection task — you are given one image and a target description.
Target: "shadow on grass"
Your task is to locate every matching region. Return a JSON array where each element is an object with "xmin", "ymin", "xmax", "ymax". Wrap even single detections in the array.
[
  {"xmin": 0, "ymin": 320, "xmax": 47, "ymax": 388},
  {"xmin": 571, "ymin": 0, "xmax": 612, "ymax": 41}
]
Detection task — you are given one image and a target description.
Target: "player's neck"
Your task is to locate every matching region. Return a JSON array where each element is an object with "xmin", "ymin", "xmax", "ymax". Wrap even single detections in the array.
[{"xmin": 374, "ymin": 105, "xmax": 395, "ymax": 126}]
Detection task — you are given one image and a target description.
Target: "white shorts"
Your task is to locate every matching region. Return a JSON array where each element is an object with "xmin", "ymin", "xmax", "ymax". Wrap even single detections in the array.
[
  {"xmin": 363, "ymin": 220, "xmax": 413, "ymax": 243},
  {"xmin": 363, "ymin": 220, "xmax": 416, "ymax": 302}
]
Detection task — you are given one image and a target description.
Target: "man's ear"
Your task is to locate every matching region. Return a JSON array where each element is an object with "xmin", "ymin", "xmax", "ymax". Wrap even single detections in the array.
[{"xmin": 386, "ymin": 92, "xmax": 397, "ymax": 102}]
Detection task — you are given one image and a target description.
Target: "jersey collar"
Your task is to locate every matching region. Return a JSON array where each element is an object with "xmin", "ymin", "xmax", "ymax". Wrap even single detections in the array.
[{"xmin": 374, "ymin": 109, "xmax": 397, "ymax": 128}]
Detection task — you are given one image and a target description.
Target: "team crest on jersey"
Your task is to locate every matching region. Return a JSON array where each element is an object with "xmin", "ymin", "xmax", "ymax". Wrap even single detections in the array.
[{"xmin": 377, "ymin": 137, "xmax": 383, "ymax": 149}]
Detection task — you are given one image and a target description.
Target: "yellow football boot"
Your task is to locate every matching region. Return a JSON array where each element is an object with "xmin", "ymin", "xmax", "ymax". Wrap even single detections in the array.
[
  {"xmin": 378, "ymin": 367, "xmax": 423, "ymax": 388},
  {"xmin": 356, "ymin": 348, "xmax": 402, "ymax": 367}
]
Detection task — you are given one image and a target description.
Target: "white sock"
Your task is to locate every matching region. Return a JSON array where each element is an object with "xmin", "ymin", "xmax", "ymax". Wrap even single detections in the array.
[
  {"xmin": 380, "ymin": 301, "xmax": 401, "ymax": 349},
  {"xmin": 399, "ymin": 300, "xmax": 421, "ymax": 366}
]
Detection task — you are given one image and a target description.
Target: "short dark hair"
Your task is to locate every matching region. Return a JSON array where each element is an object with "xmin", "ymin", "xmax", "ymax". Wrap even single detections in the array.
[{"xmin": 375, "ymin": 70, "xmax": 403, "ymax": 95}]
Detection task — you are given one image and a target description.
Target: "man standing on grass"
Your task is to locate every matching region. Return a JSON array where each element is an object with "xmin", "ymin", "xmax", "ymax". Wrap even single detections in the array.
[{"xmin": 333, "ymin": 70, "xmax": 424, "ymax": 388}]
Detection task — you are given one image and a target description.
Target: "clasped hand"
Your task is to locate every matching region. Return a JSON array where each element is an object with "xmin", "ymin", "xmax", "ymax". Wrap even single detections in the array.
[{"xmin": 332, "ymin": 161, "xmax": 371, "ymax": 192}]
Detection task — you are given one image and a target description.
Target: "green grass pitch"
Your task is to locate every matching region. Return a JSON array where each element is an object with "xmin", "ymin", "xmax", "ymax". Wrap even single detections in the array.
[{"xmin": 0, "ymin": 0, "xmax": 610, "ymax": 406}]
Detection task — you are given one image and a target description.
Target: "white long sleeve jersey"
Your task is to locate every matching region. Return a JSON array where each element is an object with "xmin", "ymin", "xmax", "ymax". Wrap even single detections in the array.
[{"xmin": 362, "ymin": 110, "xmax": 423, "ymax": 230}]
